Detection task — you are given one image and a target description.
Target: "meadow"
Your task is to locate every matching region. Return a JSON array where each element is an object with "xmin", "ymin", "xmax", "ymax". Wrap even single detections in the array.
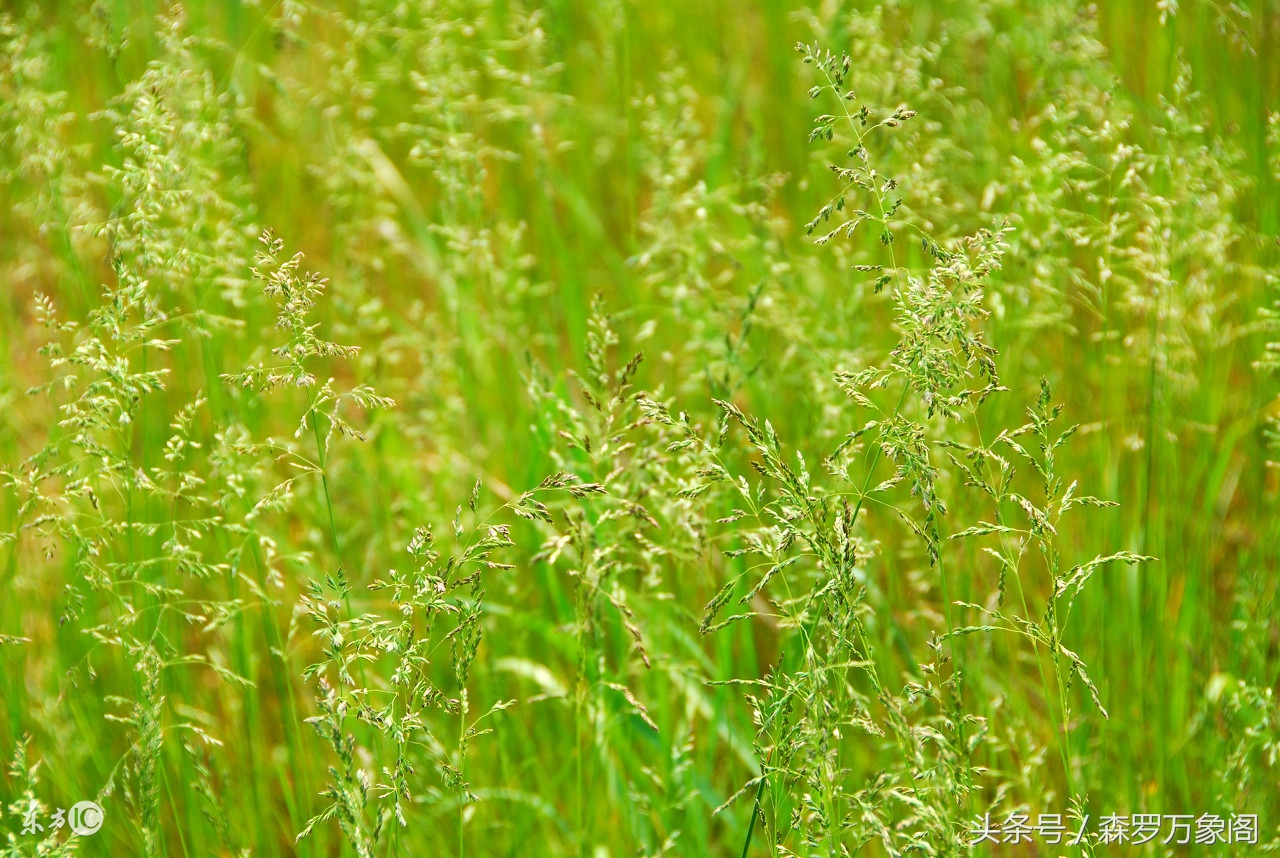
[{"xmin": 1, "ymin": 0, "xmax": 1278, "ymax": 855}]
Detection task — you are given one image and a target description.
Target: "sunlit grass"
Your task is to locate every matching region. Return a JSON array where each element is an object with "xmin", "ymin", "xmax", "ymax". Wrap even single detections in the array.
[{"xmin": 1, "ymin": 1, "xmax": 1277, "ymax": 855}]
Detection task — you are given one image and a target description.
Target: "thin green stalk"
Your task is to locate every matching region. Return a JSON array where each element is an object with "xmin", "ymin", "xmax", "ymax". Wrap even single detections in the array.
[
  {"xmin": 307, "ymin": 397, "xmax": 366, "ymax": 681},
  {"xmin": 738, "ymin": 750, "xmax": 770, "ymax": 858},
  {"xmin": 973, "ymin": 415, "xmax": 1077, "ymax": 806},
  {"xmin": 459, "ymin": 696, "xmax": 467, "ymax": 858}
]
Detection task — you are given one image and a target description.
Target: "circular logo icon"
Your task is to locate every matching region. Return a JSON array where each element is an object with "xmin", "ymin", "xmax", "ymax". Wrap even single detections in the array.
[{"xmin": 68, "ymin": 801, "xmax": 104, "ymax": 836}]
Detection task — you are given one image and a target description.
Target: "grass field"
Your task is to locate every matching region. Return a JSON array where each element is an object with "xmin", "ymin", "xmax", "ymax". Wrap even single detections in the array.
[{"xmin": 2, "ymin": 1, "xmax": 1279, "ymax": 855}]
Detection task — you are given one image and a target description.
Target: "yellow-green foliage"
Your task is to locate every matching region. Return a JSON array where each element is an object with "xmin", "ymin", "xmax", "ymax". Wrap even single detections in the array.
[{"xmin": 1, "ymin": 1, "xmax": 1277, "ymax": 856}]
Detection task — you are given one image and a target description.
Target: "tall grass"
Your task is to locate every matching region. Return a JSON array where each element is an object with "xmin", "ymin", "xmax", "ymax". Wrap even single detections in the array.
[{"xmin": 1, "ymin": 1, "xmax": 1278, "ymax": 855}]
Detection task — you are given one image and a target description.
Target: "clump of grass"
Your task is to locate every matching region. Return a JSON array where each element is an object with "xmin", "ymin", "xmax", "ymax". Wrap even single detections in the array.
[
  {"xmin": 524, "ymin": 297, "xmax": 689, "ymax": 853},
  {"xmin": 642, "ymin": 39, "xmax": 1159, "ymax": 857},
  {"xmin": 946, "ymin": 378, "xmax": 1152, "ymax": 815},
  {"xmin": 3, "ymin": 740, "xmax": 82, "ymax": 857},
  {"xmin": 221, "ymin": 228, "xmax": 394, "ymax": 854},
  {"xmin": 5, "ymin": 258, "xmax": 243, "ymax": 853},
  {"xmin": 294, "ymin": 465, "xmax": 608, "ymax": 856},
  {"xmin": 2, "ymin": 2, "xmax": 1278, "ymax": 855},
  {"xmin": 630, "ymin": 66, "xmax": 790, "ymax": 401},
  {"xmin": 0, "ymin": 9, "xmax": 92, "ymax": 248}
]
